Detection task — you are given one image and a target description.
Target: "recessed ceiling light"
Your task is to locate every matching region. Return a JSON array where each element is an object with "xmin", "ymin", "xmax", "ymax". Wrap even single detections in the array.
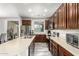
[
  {"xmin": 44, "ymin": 9, "xmax": 48, "ymax": 12},
  {"xmin": 28, "ymin": 8, "xmax": 32, "ymax": 12}
]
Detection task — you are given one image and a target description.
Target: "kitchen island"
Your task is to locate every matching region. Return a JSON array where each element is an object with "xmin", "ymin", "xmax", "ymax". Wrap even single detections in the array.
[{"xmin": 0, "ymin": 36, "xmax": 35, "ymax": 56}]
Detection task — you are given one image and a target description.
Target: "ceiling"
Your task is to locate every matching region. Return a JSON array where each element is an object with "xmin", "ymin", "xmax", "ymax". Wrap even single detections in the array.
[
  {"xmin": 14, "ymin": 3, "xmax": 61, "ymax": 18},
  {"xmin": 0, "ymin": 3, "xmax": 19, "ymax": 17},
  {"xmin": 0, "ymin": 3, "xmax": 61, "ymax": 18}
]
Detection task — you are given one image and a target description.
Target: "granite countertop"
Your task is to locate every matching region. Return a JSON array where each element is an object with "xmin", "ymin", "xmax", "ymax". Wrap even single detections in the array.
[{"xmin": 50, "ymin": 37, "xmax": 79, "ymax": 56}]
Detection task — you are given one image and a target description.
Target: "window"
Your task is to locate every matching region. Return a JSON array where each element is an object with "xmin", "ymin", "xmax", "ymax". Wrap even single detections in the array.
[{"xmin": 34, "ymin": 20, "xmax": 44, "ymax": 32}]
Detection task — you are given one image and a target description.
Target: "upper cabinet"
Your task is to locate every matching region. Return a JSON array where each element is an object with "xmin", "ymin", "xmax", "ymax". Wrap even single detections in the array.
[
  {"xmin": 21, "ymin": 17, "xmax": 31, "ymax": 26},
  {"xmin": 48, "ymin": 3, "xmax": 79, "ymax": 29},
  {"xmin": 22, "ymin": 20, "xmax": 31, "ymax": 26},
  {"xmin": 58, "ymin": 4, "xmax": 66, "ymax": 29},
  {"xmin": 45, "ymin": 20, "xmax": 49, "ymax": 30},
  {"xmin": 66, "ymin": 3, "xmax": 78, "ymax": 29},
  {"xmin": 78, "ymin": 3, "xmax": 79, "ymax": 28},
  {"xmin": 53, "ymin": 12, "xmax": 58, "ymax": 29}
]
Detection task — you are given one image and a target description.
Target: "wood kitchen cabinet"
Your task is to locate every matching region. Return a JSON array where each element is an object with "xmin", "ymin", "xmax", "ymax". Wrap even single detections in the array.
[
  {"xmin": 45, "ymin": 20, "xmax": 49, "ymax": 29},
  {"xmin": 53, "ymin": 12, "xmax": 59, "ymax": 29},
  {"xmin": 51, "ymin": 4, "xmax": 67, "ymax": 29},
  {"xmin": 48, "ymin": 12, "xmax": 58, "ymax": 29},
  {"xmin": 46, "ymin": 38, "xmax": 50, "ymax": 51},
  {"xmin": 48, "ymin": 4, "xmax": 66, "ymax": 29},
  {"xmin": 66, "ymin": 3, "xmax": 78, "ymax": 29},
  {"xmin": 47, "ymin": 17, "xmax": 55, "ymax": 29},
  {"xmin": 77, "ymin": 3, "xmax": 79, "ymax": 28},
  {"xmin": 58, "ymin": 4, "xmax": 66, "ymax": 29},
  {"xmin": 48, "ymin": 3, "xmax": 79, "ymax": 29},
  {"xmin": 50, "ymin": 40, "xmax": 73, "ymax": 56},
  {"xmin": 50, "ymin": 40, "xmax": 53, "ymax": 55},
  {"xmin": 22, "ymin": 20, "xmax": 31, "ymax": 26},
  {"xmin": 59, "ymin": 45, "xmax": 73, "ymax": 56},
  {"xmin": 34, "ymin": 34, "xmax": 48, "ymax": 42},
  {"xmin": 50, "ymin": 40, "xmax": 58, "ymax": 56}
]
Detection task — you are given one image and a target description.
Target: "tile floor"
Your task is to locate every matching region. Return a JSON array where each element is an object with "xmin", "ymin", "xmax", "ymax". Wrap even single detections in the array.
[{"xmin": 33, "ymin": 43, "xmax": 52, "ymax": 56}]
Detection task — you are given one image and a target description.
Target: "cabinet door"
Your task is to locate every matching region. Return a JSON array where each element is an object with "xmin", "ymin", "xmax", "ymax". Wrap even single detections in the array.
[
  {"xmin": 77, "ymin": 3, "xmax": 79, "ymax": 28},
  {"xmin": 52, "ymin": 45, "xmax": 58, "ymax": 56},
  {"xmin": 50, "ymin": 40, "xmax": 58, "ymax": 56},
  {"xmin": 58, "ymin": 4, "xmax": 66, "ymax": 29},
  {"xmin": 22, "ymin": 20, "xmax": 31, "ymax": 26},
  {"xmin": 52, "ymin": 41, "xmax": 58, "ymax": 56},
  {"xmin": 59, "ymin": 46, "xmax": 73, "ymax": 56},
  {"xmin": 67, "ymin": 3, "xmax": 78, "ymax": 29},
  {"xmin": 34, "ymin": 35, "xmax": 47, "ymax": 42},
  {"xmin": 53, "ymin": 12, "xmax": 59, "ymax": 29},
  {"xmin": 48, "ymin": 17, "xmax": 54, "ymax": 29},
  {"xmin": 58, "ymin": 5, "xmax": 63, "ymax": 29},
  {"xmin": 59, "ymin": 46, "xmax": 64, "ymax": 56},
  {"xmin": 34, "ymin": 35, "xmax": 41, "ymax": 42},
  {"xmin": 50, "ymin": 40, "xmax": 53, "ymax": 55},
  {"xmin": 45, "ymin": 20, "xmax": 49, "ymax": 29}
]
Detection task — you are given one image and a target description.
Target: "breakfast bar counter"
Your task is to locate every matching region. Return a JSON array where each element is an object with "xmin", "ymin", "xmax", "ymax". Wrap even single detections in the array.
[{"xmin": 0, "ymin": 36, "xmax": 35, "ymax": 56}]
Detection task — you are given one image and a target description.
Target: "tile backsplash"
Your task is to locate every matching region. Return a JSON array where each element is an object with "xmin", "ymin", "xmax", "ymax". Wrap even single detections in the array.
[{"xmin": 51, "ymin": 30, "xmax": 79, "ymax": 40}]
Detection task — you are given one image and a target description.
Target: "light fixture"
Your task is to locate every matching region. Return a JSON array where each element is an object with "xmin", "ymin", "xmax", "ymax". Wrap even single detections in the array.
[{"xmin": 28, "ymin": 8, "xmax": 32, "ymax": 12}]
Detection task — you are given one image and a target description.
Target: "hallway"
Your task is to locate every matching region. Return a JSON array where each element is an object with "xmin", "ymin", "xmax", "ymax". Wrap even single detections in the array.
[{"xmin": 34, "ymin": 43, "xmax": 52, "ymax": 56}]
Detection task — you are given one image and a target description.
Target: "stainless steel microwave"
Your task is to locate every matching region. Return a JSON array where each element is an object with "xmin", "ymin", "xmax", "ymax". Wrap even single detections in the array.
[{"xmin": 66, "ymin": 33, "xmax": 79, "ymax": 49}]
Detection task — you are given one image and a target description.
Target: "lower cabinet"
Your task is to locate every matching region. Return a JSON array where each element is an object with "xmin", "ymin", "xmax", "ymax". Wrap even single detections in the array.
[
  {"xmin": 47, "ymin": 39, "xmax": 50, "ymax": 51},
  {"xmin": 59, "ymin": 46, "xmax": 73, "ymax": 56},
  {"xmin": 50, "ymin": 40, "xmax": 58, "ymax": 56},
  {"xmin": 35, "ymin": 34, "xmax": 47, "ymax": 42},
  {"xmin": 50, "ymin": 40, "xmax": 73, "ymax": 56},
  {"xmin": 34, "ymin": 34, "xmax": 48, "ymax": 42}
]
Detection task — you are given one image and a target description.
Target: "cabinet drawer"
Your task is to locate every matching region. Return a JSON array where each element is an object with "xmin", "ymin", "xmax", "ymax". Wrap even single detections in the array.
[{"xmin": 52, "ymin": 41, "xmax": 58, "ymax": 49}]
